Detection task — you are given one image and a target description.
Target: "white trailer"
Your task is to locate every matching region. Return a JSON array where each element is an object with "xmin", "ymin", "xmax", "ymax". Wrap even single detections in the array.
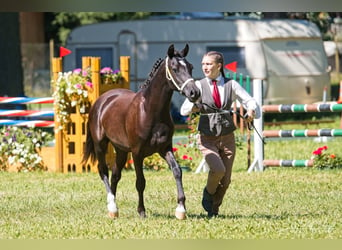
[{"xmin": 64, "ymin": 17, "xmax": 330, "ymax": 108}]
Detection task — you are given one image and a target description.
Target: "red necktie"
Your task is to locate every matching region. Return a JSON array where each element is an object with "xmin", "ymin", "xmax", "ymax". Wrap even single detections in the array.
[{"xmin": 212, "ymin": 80, "xmax": 221, "ymax": 108}]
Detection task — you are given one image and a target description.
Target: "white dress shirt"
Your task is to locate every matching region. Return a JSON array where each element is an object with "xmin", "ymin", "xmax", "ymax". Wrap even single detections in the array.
[{"xmin": 180, "ymin": 76, "xmax": 258, "ymax": 117}]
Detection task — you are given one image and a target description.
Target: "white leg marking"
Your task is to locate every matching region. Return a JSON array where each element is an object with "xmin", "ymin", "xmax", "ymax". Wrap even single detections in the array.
[
  {"xmin": 175, "ymin": 204, "xmax": 186, "ymax": 220},
  {"xmin": 107, "ymin": 193, "xmax": 118, "ymax": 213}
]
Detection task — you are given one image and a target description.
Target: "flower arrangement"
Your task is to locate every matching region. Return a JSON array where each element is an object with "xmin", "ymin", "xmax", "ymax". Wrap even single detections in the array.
[
  {"xmin": 143, "ymin": 153, "xmax": 168, "ymax": 171},
  {"xmin": 172, "ymin": 142, "xmax": 200, "ymax": 170},
  {"xmin": 142, "ymin": 141, "xmax": 200, "ymax": 171},
  {"xmin": 52, "ymin": 68, "xmax": 93, "ymax": 131},
  {"xmin": 0, "ymin": 126, "xmax": 53, "ymax": 172},
  {"xmin": 52, "ymin": 67, "xmax": 122, "ymax": 132},
  {"xmin": 100, "ymin": 67, "xmax": 122, "ymax": 84},
  {"xmin": 311, "ymin": 145, "xmax": 342, "ymax": 169}
]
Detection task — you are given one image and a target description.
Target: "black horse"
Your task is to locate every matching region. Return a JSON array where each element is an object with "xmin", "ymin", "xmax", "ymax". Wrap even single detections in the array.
[{"xmin": 83, "ymin": 44, "xmax": 200, "ymax": 219}]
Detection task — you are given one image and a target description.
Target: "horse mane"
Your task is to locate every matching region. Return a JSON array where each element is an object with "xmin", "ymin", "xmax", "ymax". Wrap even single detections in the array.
[{"xmin": 139, "ymin": 58, "xmax": 164, "ymax": 89}]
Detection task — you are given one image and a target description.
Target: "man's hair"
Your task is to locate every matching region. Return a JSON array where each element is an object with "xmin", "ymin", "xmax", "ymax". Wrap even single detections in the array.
[{"xmin": 203, "ymin": 51, "xmax": 225, "ymax": 77}]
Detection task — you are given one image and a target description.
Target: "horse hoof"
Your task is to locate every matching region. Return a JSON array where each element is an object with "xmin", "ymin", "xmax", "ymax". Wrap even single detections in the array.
[
  {"xmin": 108, "ymin": 211, "xmax": 119, "ymax": 219},
  {"xmin": 175, "ymin": 205, "xmax": 186, "ymax": 220},
  {"xmin": 175, "ymin": 211, "xmax": 186, "ymax": 220},
  {"xmin": 139, "ymin": 211, "xmax": 146, "ymax": 218}
]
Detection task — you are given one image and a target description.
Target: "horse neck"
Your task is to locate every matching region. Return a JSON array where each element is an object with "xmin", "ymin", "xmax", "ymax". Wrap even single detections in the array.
[{"xmin": 143, "ymin": 66, "xmax": 173, "ymax": 111}]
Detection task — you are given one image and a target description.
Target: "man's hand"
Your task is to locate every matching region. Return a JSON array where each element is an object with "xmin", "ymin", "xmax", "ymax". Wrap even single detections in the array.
[{"xmin": 245, "ymin": 109, "xmax": 255, "ymax": 123}]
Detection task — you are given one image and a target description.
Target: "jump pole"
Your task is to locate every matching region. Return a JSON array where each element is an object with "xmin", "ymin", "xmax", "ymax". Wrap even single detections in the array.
[{"xmin": 248, "ymin": 79, "xmax": 264, "ymax": 173}]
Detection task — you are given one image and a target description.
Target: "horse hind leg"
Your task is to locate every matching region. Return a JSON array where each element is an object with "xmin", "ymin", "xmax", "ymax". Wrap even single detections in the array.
[
  {"xmin": 95, "ymin": 139, "xmax": 119, "ymax": 218},
  {"xmin": 109, "ymin": 147, "xmax": 128, "ymax": 214}
]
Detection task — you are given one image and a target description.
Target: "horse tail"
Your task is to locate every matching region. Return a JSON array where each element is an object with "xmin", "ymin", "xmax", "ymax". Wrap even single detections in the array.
[{"xmin": 82, "ymin": 122, "xmax": 96, "ymax": 164}]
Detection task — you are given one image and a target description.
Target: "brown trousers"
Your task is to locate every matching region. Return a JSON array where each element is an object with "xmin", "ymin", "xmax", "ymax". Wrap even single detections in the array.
[{"xmin": 198, "ymin": 132, "xmax": 236, "ymax": 212}]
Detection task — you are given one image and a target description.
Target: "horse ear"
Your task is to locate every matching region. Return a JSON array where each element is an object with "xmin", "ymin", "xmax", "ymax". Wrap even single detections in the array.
[
  {"xmin": 167, "ymin": 44, "xmax": 175, "ymax": 58},
  {"xmin": 181, "ymin": 44, "xmax": 189, "ymax": 57}
]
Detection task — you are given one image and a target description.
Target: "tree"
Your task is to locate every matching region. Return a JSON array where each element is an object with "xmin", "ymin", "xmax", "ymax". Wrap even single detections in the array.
[
  {"xmin": 0, "ymin": 13, "xmax": 24, "ymax": 97},
  {"xmin": 48, "ymin": 12, "xmax": 176, "ymax": 45}
]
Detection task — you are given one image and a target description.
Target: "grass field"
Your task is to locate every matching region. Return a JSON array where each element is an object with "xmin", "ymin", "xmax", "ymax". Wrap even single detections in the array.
[
  {"xmin": 1, "ymin": 119, "xmax": 342, "ymax": 239},
  {"xmin": 1, "ymin": 158, "xmax": 341, "ymax": 239}
]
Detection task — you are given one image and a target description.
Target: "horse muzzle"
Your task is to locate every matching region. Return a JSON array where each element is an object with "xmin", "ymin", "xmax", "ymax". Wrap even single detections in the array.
[{"xmin": 182, "ymin": 80, "xmax": 201, "ymax": 103}]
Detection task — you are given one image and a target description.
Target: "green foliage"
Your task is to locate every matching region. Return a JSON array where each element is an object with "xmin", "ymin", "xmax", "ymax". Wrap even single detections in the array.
[
  {"xmin": 49, "ymin": 12, "xmax": 338, "ymax": 45},
  {"xmin": 51, "ymin": 12, "xmax": 154, "ymax": 44}
]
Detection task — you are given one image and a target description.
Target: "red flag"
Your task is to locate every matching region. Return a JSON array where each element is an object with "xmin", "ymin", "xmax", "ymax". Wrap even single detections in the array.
[
  {"xmin": 59, "ymin": 47, "xmax": 72, "ymax": 57},
  {"xmin": 225, "ymin": 61, "xmax": 237, "ymax": 73}
]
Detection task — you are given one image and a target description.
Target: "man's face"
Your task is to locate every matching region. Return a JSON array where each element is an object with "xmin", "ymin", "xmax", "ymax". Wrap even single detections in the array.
[{"xmin": 201, "ymin": 55, "xmax": 221, "ymax": 80}]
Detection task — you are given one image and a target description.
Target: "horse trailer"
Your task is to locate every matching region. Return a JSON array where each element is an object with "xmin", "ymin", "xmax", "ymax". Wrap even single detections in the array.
[{"xmin": 64, "ymin": 17, "xmax": 331, "ymax": 110}]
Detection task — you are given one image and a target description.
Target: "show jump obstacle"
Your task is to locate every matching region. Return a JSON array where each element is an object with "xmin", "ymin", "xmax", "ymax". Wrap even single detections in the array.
[
  {"xmin": 52, "ymin": 56, "xmax": 130, "ymax": 173},
  {"xmin": 248, "ymin": 79, "xmax": 342, "ymax": 172}
]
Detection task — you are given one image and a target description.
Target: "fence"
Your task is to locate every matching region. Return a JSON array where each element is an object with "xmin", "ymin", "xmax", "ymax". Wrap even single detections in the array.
[
  {"xmin": 248, "ymin": 80, "xmax": 342, "ymax": 172},
  {"xmin": 1, "ymin": 56, "xmax": 130, "ymax": 173},
  {"xmin": 52, "ymin": 56, "xmax": 130, "ymax": 173},
  {"xmin": 0, "ymin": 97, "xmax": 54, "ymax": 127}
]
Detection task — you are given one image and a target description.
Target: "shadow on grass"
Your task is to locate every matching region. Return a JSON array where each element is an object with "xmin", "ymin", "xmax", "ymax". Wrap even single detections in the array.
[{"xmin": 150, "ymin": 211, "xmax": 321, "ymax": 220}]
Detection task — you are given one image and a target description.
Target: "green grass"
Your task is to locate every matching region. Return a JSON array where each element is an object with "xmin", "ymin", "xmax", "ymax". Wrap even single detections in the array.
[
  {"xmin": 1, "ymin": 165, "xmax": 341, "ymax": 239},
  {"xmin": 1, "ymin": 119, "xmax": 342, "ymax": 239}
]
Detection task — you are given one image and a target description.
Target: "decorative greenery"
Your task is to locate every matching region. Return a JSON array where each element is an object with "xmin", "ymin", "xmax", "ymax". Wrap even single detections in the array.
[
  {"xmin": 0, "ymin": 126, "xmax": 53, "ymax": 172},
  {"xmin": 52, "ymin": 68, "xmax": 92, "ymax": 131},
  {"xmin": 143, "ymin": 153, "xmax": 167, "ymax": 171},
  {"xmin": 173, "ymin": 142, "xmax": 200, "ymax": 170},
  {"xmin": 52, "ymin": 67, "xmax": 122, "ymax": 132},
  {"xmin": 311, "ymin": 145, "xmax": 342, "ymax": 169},
  {"xmin": 142, "ymin": 143, "xmax": 201, "ymax": 171}
]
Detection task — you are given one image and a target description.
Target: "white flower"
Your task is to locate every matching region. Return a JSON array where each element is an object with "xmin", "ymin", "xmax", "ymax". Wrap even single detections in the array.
[
  {"xmin": 8, "ymin": 156, "xmax": 16, "ymax": 165},
  {"xmin": 71, "ymin": 100, "xmax": 77, "ymax": 107},
  {"xmin": 80, "ymin": 105, "xmax": 86, "ymax": 113}
]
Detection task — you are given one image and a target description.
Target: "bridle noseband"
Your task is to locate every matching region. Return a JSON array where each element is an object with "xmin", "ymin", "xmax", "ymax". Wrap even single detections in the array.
[{"xmin": 165, "ymin": 57, "xmax": 194, "ymax": 93}]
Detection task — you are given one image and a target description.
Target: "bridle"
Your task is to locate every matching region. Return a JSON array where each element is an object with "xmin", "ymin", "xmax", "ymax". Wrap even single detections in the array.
[{"xmin": 165, "ymin": 57, "xmax": 194, "ymax": 93}]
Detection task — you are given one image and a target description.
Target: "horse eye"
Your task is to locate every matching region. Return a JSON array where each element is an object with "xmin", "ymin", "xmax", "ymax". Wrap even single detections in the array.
[{"xmin": 172, "ymin": 68, "xmax": 178, "ymax": 73}]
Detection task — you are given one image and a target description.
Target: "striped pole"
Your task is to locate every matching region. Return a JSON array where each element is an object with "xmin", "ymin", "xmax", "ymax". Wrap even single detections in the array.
[
  {"xmin": 263, "ymin": 103, "xmax": 342, "ymax": 113},
  {"xmin": 0, "ymin": 119, "xmax": 54, "ymax": 127},
  {"xmin": 0, "ymin": 97, "xmax": 54, "ymax": 104},
  {"xmin": 0, "ymin": 109, "xmax": 54, "ymax": 117},
  {"xmin": 263, "ymin": 159, "xmax": 314, "ymax": 167},
  {"xmin": 263, "ymin": 129, "xmax": 342, "ymax": 138}
]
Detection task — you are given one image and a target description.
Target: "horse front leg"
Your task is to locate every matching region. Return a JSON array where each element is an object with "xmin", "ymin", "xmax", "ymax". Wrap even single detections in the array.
[
  {"xmin": 164, "ymin": 150, "xmax": 186, "ymax": 220},
  {"xmin": 132, "ymin": 155, "xmax": 146, "ymax": 218}
]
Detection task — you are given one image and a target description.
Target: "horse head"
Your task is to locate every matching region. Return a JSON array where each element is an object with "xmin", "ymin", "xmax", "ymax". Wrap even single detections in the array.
[{"xmin": 165, "ymin": 44, "xmax": 201, "ymax": 103}]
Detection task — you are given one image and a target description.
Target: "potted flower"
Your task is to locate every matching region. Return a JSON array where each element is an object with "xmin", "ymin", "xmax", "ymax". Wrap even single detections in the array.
[
  {"xmin": 100, "ymin": 67, "xmax": 123, "ymax": 84},
  {"xmin": 311, "ymin": 145, "xmax": 342, "ymax": 169},
  {"xmin": 172, "ymin": 143, "xmax": 199, "ymax": 171}
]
